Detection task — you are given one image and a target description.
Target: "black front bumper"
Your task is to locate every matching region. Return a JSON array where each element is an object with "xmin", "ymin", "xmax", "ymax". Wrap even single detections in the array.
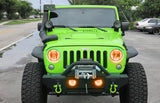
[{"xmin": 42, "ymin": 60, "xmax": 128, "ymax": 95}]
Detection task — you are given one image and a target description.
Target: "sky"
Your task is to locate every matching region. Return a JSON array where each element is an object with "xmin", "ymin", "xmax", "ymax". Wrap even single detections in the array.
[
  {"xmin": 26, "ymin": 0, "xmax": 70, "ymax": 9},
  {"xmin": 26, "ymin": 0, "xmax": 146, "ymax": 10}
]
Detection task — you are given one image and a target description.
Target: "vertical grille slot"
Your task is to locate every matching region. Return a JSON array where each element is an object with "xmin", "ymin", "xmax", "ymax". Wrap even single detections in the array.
[
  {"xmin": 83, "ymin": 51, "xmax": 87, "ymax": 58},
  {"xmin": 97, "ymin": 51, "xmax": 101, "ymax": 63},
  {"xmin": 90, "ymin": 51, "xmax": 94, "ymax": 61},
  {"xmin": 77, "ymin": 51, "xmax": 80, "ymax": 61},
  {"xmin": 70, "ymin": 51, "xmax": 74, "ymax": 64},
  {"xmin": 103, "ymin": 51, "xmax": 107, "ymax": 68},
  {"xmin": 63, "ymin": 50, "xmax": 107, "ymax": 68},
  {"xmin": 63, "ymin": 51, "xmax": 67, "ymax": 68}
]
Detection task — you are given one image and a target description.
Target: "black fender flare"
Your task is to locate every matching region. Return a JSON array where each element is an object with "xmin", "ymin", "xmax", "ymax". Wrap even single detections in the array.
[
  {"xmin": 126, "ymin": 46, "xmax": 138, "ymax": 59},
  {"xmin": 31, "ymin": 46, "xmax": 44, "ymax": 60}
]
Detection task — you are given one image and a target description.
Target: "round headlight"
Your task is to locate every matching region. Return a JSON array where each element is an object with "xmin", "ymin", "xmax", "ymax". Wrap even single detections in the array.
[
  {"xmin": 45, "ymin": 20, "xmax": 53, "ymax": 29},
  {"xmin": 47, "ymin": 50, "xmax": 60, "ymax": 63},
  {"xmin": 110, "ymin": 49, "xmax": 123, "ymax": 62}
]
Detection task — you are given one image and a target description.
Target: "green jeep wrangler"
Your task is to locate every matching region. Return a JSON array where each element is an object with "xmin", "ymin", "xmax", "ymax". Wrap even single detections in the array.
[{"xmin": 21, "ymin": 5, "xmax": 148, "ymax": 103}]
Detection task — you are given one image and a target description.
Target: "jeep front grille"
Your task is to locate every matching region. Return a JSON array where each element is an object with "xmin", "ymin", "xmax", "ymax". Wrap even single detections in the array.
[{"xmin": 63, "ymin": 50, "xmax": 107, "ymax": 68}]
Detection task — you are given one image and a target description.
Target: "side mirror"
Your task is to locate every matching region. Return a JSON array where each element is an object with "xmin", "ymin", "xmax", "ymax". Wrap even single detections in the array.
[
  {"xmin": 121, "ymin": 22, "xmax": 129, "ymax": 31},
  {"xmin": 113, "ymin": 20, "xmax": 121, "ymax": 31},
  {"xmin": 38, "ymin": 23, "xmax": 42, "ymax": 31},
  {"xmin": 121, "ymin": 22, "xmax": 129, "ymax": 36}
]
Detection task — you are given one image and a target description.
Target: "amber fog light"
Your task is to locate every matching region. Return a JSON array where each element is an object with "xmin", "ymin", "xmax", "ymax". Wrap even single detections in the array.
[
  {"xmin": 68, "ymin": 79, "xmax": 77, "ymax": 87},
  {"xmin": 94, "ymin": 79, "xmax": 103, "ymax": 87}
]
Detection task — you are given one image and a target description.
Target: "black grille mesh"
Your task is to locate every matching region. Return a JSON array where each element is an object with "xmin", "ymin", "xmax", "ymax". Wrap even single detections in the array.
[{"xmin": 63, "ymin": 50, "xmax": 107, "ymax": 68}]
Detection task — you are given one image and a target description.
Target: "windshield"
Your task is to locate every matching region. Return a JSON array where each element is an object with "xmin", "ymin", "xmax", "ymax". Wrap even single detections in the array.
[{"xmin": 50, "ymin": 8, "xmax": 117, "ymax": 28}]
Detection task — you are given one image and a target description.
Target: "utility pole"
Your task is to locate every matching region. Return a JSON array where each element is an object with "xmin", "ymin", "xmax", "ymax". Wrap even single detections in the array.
[
  {"xmin": 51, "ymin": 0, "xmax": 52, "ymax": 4},
  {"xmin": 40, "ymin": 0, "xmax": 41, "ymax": 18}
]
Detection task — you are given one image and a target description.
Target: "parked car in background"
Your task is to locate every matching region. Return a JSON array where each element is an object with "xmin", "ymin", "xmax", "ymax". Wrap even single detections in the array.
[
  {"xmin": 34, "ymin": 15, "xmax": 40, "ymax": 18},
  {"xmin": 134, "ymin": 18, "xmax": 159, "ymax": 32},
  {"xmin": 144, "ymin": 19, "xmax": 160, "ymax": 34},
  {"xmin": 29, "ymin": 15, "xmax": 35, "ymax": 19},
  {"xmin": 134, "ymin": 18, "xmax": 149, "ymax": 31}
]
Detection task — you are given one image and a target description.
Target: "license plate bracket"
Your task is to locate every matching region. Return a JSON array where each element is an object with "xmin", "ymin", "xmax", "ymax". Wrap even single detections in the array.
[{"xmin": 75, "ymin": 69, "xmax": 96, "ymax": 79}]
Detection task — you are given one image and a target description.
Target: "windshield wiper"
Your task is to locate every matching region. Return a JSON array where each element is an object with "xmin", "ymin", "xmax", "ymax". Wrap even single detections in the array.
[
  {"xmin": 66, "ymin": 26, "xmax": 77, "ymax": 31},
  {"xmin": 96, "ymin": 27, "xmax": 107, "ymax": 32},
  {"xmin": 78, "ymin": 26, "xmax": 107, "ymax": 32},
  {"xmin": 53, "ymin": 25, "xmax": 77, "ymax": 31}
]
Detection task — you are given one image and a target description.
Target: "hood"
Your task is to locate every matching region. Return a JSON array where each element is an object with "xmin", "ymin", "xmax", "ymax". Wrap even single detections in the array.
[{"xmin": 47, "ymin": 28, "xmax": 124, "ymax": 46}]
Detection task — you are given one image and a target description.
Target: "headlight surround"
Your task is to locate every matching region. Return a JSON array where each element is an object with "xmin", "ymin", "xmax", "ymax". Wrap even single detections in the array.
[
  {"xmin": 110, "ymin": 49, "xmax": 123, "ymax": 63},
  {"xmin": 47, "ymin": 49, "xmax": 60, "ymax": 63}
]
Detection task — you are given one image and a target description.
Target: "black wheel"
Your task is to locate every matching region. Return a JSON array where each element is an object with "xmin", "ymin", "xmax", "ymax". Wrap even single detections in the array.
[
  {"xmin": 153, "ymin": 29, "xmax": 159, "ymax": 35},
  {"xmin": 120, "ymin": 63, "xmax": 148, "ymax": 103},
  {"xmin": 21, "ymin": 62, "xmax": 47, "ymax": 103}
]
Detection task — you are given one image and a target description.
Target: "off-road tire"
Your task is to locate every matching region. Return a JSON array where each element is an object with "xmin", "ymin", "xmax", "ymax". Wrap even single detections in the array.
[
  {"xmin": 21, "ymin": 62, "xmax": 47, "ymax": 103},
  {"xmin": 120, "ymin": 63, "xmax": 148, "ymax": 103}
]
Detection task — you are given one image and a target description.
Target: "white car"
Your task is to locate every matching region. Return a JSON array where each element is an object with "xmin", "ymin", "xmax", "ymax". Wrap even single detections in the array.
[
  {"xmin": 134, "ymin": 18, "xmax": 159, "ymax": 31},
  {"xmin": 29, "ymin": 15, "xmax": 35, "ymax": 19}
]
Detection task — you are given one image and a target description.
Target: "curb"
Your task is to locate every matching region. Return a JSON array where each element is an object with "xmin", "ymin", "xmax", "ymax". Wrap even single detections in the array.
[{"xmin": 0, "ymin": 33, "xmax": 33, "ymax": 51}]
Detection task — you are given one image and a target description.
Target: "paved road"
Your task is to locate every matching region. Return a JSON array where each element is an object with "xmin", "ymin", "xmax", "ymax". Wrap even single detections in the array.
[
  {"xmin": 0, "ymin": 21, "xmax": 41, "ymax": 50},
  {"xmin": 0, "ymin": 31, "xmax": 160, "ymax": 103}
]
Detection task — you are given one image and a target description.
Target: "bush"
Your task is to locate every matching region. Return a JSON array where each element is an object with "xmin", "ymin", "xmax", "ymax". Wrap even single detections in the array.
[
  {"xmin": 0, "ymin": 13, "xmax": 3, "ymax": 20},
  {"xmin": 129, "ymin": 22, "xmax": 136, "ymax": 30},
  {"xmin": 7, "ymin": 13, "xmax": 19, "ymax": 19}
]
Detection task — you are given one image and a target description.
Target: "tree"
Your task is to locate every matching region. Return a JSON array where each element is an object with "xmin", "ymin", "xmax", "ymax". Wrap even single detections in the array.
[
  {"xmin": 32, "ymin": 9, "xmax": 40, "ymax": 15},
  {"xmin": 18, "ymin": 1, "xmax": 33, "ymax": 19},
  {"xmin": 0, "ymin": 0, "xmax": 7, "ymax": 19},
  {"xmin": 136, "ymin": 0, "xmax": 160, "ymax": 18},
  {"xmin": 68, "ymin": 0, "xmax": 143, "ymax": 21},
  {"xmin": 5, "ymin": 0, "xmax": 19, "ymax": 19}
]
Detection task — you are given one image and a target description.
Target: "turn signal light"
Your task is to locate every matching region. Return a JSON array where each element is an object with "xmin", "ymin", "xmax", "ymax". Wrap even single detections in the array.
[
  {"xmin": 94, "ymin": 79, "xmax": 103, "ymax": 87},
  {"xmin": 47, "ymin": 50, "xmax": 60, "ymax": 63},
  {"xmin": 68, "ymin": 79, "xmax": 77, "ymax": 87},
  {"xmin": 110, "ymin": 49, "xmax": 123, "ymax": 62}
]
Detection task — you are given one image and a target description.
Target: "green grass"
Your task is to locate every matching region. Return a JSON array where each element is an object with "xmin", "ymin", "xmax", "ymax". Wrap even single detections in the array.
[
  {"xmin": 0, "ymin": 20, "xmax": 7, "ymax": 23},
  {"xmin": 4, "ymin": 19, "xmax": 42, "ymax": 25}
]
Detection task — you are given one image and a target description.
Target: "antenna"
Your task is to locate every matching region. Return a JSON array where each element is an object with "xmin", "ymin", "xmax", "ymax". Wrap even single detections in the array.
[
  {"xmin": 114, "ymin": 0, "xmax": 129, "ymax": 22},
  {"xmin": 119, "ymin": 7, "xmax": 129, "ymax": 22},
  {"xmin": 40, "ymin": 0, "xmax": 41, "ymax": 18}
]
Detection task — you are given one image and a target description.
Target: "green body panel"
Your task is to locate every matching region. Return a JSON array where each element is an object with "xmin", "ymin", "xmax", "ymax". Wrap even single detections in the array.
[{"xmin": 43, "ymin": 5, "xmax": 127, "ymax": 74}]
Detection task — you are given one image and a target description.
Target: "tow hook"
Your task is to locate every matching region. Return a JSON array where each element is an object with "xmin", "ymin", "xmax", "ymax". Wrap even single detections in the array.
[
  {"xmin": 53, "ymin": 82, "xmax": 62, "ymax": 97},
  {"xmin": 110, "ymin": 82, "xmax": 118, "ymax": 97}
]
